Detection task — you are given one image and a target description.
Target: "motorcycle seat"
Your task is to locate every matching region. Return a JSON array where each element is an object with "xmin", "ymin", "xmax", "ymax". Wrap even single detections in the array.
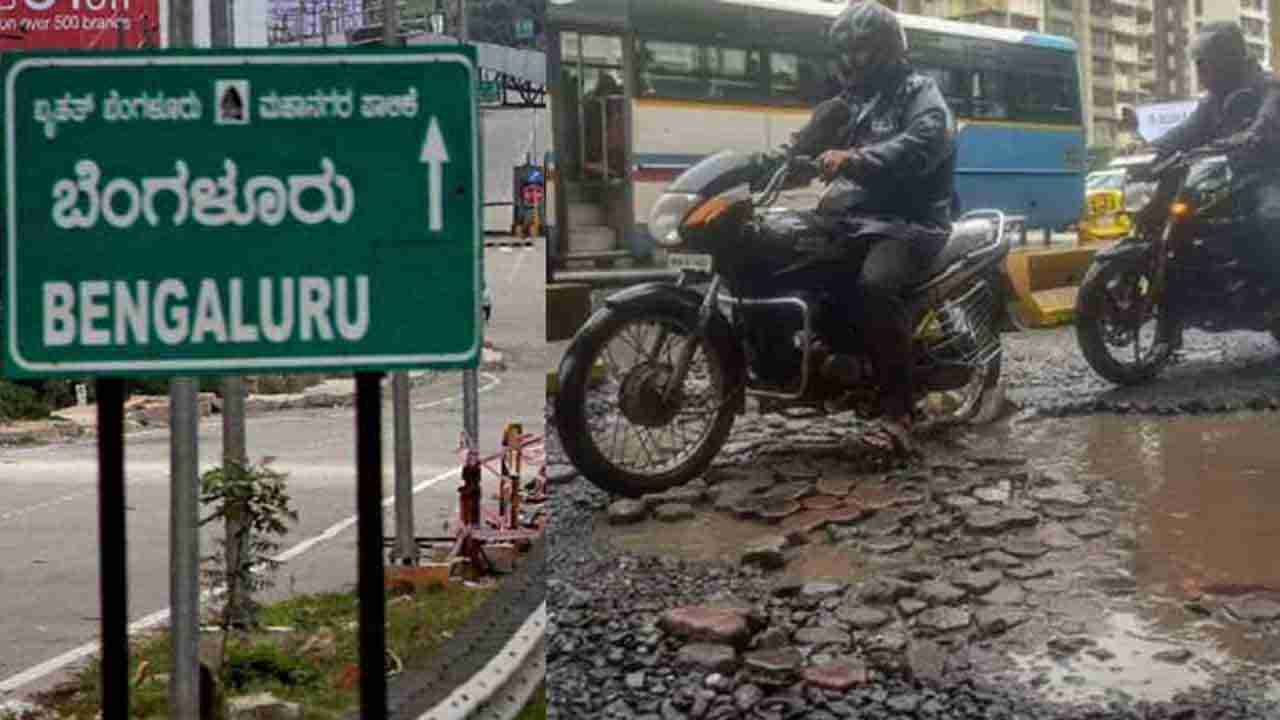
[{"xmin": 923, "ymin": 218, "xmax": 998, "ymax": 279}]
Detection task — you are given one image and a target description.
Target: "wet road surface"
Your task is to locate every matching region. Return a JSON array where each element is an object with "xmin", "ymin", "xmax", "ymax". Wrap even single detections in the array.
[{"xmin": 592, "ymin": 409, "xmax": 1280, "ymax": 706}]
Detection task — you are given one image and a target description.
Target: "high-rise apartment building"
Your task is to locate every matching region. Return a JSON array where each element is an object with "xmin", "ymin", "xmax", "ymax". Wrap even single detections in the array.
[{"xmin": 878, "ymin": 0, "xmax": 1273, "ymax": 147}]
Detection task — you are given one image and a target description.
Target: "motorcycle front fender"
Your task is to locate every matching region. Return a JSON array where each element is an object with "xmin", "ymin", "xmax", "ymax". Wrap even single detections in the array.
[{"xmin": 591, "ymin": 282, "xmax": 748, "ymax": 390}]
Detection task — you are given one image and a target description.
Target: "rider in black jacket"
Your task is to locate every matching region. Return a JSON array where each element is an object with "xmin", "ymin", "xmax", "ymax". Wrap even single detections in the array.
[
  {"xmin": 791, "ymin": 2, "xmax": 957, "ymax": 455},
  {"xmin": 1153, "ymin": 22, "xmax": 1280, "ymax": 303}
]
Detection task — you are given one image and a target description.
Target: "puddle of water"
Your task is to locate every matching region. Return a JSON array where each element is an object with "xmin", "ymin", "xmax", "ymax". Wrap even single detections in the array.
[
  {"xmin": 971, "ymin": 411, "xmax": 1280, "ymax": 700},
  {"xmin": 1009, "ymin": 610, "xmax": 1239, "ymax": 704},
  {"xmin": 599, "ymin": 507, "xmax": 878, "ymax": 585},
  {"xmin": 600, "ymin": 512, "xmax": 783, "ymax": 565}
]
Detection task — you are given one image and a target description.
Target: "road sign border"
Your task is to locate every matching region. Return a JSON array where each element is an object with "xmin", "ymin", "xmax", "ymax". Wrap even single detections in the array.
[{"xmin": 5, "ymin": 50, "xmax": 482, "ymax": 376}]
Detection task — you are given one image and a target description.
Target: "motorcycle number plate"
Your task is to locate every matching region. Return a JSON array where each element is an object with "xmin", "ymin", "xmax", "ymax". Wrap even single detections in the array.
[{"xmin": 668, "ymin": 253, "xmax": 713, "ymax": 273}]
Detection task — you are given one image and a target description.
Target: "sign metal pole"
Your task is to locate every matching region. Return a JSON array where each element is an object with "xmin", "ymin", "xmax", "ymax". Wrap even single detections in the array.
[
  {"xmin": 96, "ymin": 378, "xmax": 128, "ymax": 720},
  {"xmin": 355, "ymin": 372, "xmax": 388, "ymax": 719}
]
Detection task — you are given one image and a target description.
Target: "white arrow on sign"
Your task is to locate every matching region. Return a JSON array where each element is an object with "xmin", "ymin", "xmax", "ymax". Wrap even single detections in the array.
[{"xmin": 420, "ymin": 117, "xmax": 451, "ymax": 232}]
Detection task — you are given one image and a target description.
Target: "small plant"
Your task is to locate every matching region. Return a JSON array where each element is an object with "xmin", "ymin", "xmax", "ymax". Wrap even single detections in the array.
[
  {"xmin": 200, "ymin": 458, "xmax": 298, "ymax": 630},
  {"xmin": 0, "ymin": 381, "xmax": 51, "ymax": 422},
  {"xmin": 224, "ymin": 641, "xmax": 320, "ymax": 692}
]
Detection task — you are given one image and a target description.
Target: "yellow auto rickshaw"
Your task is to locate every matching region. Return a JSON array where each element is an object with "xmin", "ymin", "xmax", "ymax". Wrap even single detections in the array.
[{"xmin": 1078, "ymin": 153, "xmax": 1156, "ymax": 243}]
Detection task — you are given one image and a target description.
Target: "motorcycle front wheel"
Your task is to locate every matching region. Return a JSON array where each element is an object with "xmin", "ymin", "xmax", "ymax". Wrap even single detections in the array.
[
  {"xmin": 1076, "ymin": 259, "xmax": 1174, "ymax": 385},
  {"xmin": 553, "ymin": 304, "xmax": 737, "ymax": 498}
]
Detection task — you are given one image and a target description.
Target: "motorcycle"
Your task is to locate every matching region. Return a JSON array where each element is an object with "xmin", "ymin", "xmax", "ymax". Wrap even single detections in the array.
[
  {"xmin": 553, "ymin": 146, "xmax": 1013, "ymax": 498},
  {"xmin": 1075, "ymin": 88, "xmax": 1278, "ymax": 385}
]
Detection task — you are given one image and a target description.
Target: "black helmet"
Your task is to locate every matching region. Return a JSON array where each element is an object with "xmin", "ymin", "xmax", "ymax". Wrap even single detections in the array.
[
  {"xmin": 1191, "ymin": 21, "xmax": 1250, "ymax": 95},
  {"xmin": 828, "ymin": 2, "xmax": 908, "ymax": 93}
]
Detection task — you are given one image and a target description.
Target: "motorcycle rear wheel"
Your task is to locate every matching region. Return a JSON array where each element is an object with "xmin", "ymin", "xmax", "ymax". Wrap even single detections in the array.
[{"xmin": 553, "ymin": 304, "xmax": 737, "ymax": 498}]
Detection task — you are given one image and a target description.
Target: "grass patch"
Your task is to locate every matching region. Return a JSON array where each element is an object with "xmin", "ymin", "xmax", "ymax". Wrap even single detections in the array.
[{"xmin": 29, "ymin": 582, "xmax": 495, "ymax": 719}]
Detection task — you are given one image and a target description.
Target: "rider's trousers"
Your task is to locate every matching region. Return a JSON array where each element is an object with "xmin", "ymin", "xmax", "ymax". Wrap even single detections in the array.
[{"xmin": 855, "ymin": 234, "xmax": 946, "ymax": 419}]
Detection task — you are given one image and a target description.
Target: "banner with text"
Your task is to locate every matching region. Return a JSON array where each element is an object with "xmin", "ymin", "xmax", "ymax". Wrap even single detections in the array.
[{"xmin": 0, "ymin": 0, "xmax": 160, "ymax": 51}]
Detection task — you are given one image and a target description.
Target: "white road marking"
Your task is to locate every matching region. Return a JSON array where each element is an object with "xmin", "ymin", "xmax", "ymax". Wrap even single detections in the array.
[{"xmin": 0, "ymin": 491, "xmax": 96, "ymax": 524}]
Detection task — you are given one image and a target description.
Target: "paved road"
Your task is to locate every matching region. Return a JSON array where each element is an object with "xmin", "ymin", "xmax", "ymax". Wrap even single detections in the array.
[{"xmin": 0, "ymin": 242, "xmax": 547, "ymax": 700}]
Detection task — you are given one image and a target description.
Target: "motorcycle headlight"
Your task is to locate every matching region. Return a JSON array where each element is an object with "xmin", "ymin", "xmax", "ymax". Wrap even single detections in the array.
[
  {"xmin": 648, "ymin": 193, "xmax": 700, "ymax": 247},
  {"xmin": 1123, "ymin": 182, "xmax": 1157, "ymax": 214}
]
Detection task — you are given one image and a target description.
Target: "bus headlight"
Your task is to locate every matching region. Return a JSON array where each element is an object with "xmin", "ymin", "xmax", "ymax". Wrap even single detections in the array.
[
  {"xmin": 648, "ymin": 193, "xmax": 699, "ymax": 247},
  {"xmin": 1124, "ymin": 182, "xmax": 1157, "ymax": 214}
]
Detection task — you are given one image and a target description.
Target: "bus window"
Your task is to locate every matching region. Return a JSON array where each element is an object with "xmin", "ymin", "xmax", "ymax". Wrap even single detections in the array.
[
  {"xmin": 769, "ymin": 52, "xmax": 838, "ymax": 106},
  {"xmin": 970, "ymin": 69, "xmax": 1009, "ymax": 120},
  {"xmin": 706, "ymin": 46, "xmax": 763, "ymax": 102},
  {"xmin": 1007, "ymin": 72, "xmax": 1079, "ymax": 125},
  {"xmin": 581, "ymin": 34, "xmax": 624, "ymax": 67},
  {"xmin": 636, "ymin": 40, "xmax": 705, "ymax": 99},
  {"xmin": 770, "ymin": 52, "xmax": 801, "ymax": 100}
]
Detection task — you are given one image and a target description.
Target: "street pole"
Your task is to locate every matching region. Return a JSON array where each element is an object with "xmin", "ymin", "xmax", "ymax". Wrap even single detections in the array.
[
  {"xmin": 168, "ymin": 3, "xmax": 199, "ymax": 716},
  {"xmin": 209, "ymin": 0, "xmax": 251, "ymax": 633},
  {"xmin": 383, "ymin": 0, "xmax": 419, "ymax": 567},
  {"xmin": 210, "ymin": 0, "xmax": 231, "ymax": 47},
  {"xmin": 169, "ymin": 378, "xmax": 201, "ymax": 720},
  {"xmin": 170, "ymin": 0, "xmax": 192, "ymax": 47},
  {"xmin": 384, "ymin": 0, "xmax": 400, "ymax": 42},
  {"xmin": 221, "ymin": 377, "xmax": 249, "ymax": 626},
  {"xmin": 459, "ymin": 0, "xmax": 481, "ymax": 451},
  {"xmin": 391, "ymin": 372, "xmax": 418, "ymax": 564}
]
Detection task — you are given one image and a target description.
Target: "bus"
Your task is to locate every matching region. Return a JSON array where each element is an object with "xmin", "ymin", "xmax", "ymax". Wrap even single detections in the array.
[{"xmin": 546, "ymin": 0, "xmax": 1086, "ymax": 274}]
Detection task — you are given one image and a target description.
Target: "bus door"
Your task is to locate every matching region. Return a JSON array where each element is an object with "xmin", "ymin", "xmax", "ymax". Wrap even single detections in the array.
[{"xmin": 555, "ymin": 31, "xmax": 632, "ymax": 265}]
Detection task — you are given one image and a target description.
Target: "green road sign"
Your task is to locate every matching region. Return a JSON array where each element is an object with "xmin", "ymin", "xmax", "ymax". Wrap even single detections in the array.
[
  {"xmin": 479, "ymin": 79, "xmax": 501, "ymax": 104},
  {"xmin": 515, "ymin": 18, "xmax": 535, "ymax": 40},
  {"xmin": 2, "ymin": 47, "xmax": 481, "ymax": 378}
]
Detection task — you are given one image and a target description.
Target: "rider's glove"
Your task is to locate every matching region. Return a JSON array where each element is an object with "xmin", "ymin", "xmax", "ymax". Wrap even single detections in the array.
[{"xmin": 750, "ymin": 150, "xmax": 787, "ymax": 191}]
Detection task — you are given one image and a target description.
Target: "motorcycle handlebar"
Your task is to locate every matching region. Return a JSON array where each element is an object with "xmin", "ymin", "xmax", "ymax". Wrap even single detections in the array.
[{"xmin": 1145, "ymin": 144, "xmax": 1229, "ymax": 179}]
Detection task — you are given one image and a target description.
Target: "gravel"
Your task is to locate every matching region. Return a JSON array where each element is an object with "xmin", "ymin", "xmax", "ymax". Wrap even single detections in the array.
[{"xmin": 546, "ymin": 407, "xmax": 1280, "ymax": 720}]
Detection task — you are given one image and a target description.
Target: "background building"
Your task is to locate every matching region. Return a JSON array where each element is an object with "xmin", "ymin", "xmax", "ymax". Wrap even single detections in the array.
[{"xmin": 877, "ymin": 0, "xmax": 1273, "ymax": 148}]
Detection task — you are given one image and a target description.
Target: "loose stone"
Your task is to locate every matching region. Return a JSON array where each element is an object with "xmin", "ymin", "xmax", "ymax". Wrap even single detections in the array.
[
  {"xmin": 654, "ymin": 503, "xmax": 696, "ymax": 522},
  {"xmin": 862, "ymin": 536, "xmax": 913, "ymax": 554},
  {"xmin": 1003, "ymin": 539, "xmax": 1049, "ymax": 559},
  {"xmin": 677, "ymin": 643, "xmax": 738, "ymax": 673},
  {"xmin": 794, "ymin": 627, "xmax": 849, "ymax": 647},
  {"xmin": 802, "ymin": 660, "xmax": 869, "ymax": 691},
  {"xmin": 918, "ymin": 581, "xmax": 968, "ymax": 606},
  {"xmin": 744, "ymin": 647, "xmax": 803, "ymax": 686},
  {"xmin": 660, "ymin": 607, "xmax": 752, "ymax": 647},
  {"xmin": 979, "ymin": 584, "xmax": 1028, "ymax": 606},
  {"xmin": 1226, "ymin": 596, "xmax": 1280, "ymax": 622},
  {"xmin": 836, "ymin": 604, "xmax": 891, "ymax": 630},
  {"xmin": 916, "ymin": 607, "xmax": 972, "ymax": 633},
  {"xmin": 741, "ymin": 536, "xmax": 789, "ymax": 571},
  {"xmin": 608, "ymin": 499, "xmax": 649, "ymax": 525},
  {"xmin": 953, "ymin": 570, "xmax": 1003, "ymax": 595}
]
